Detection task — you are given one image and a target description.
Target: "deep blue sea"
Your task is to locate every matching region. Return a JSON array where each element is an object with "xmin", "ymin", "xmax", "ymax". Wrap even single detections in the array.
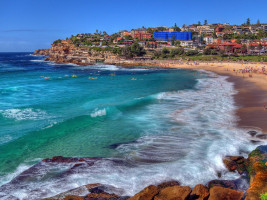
[{"xmin": 0, "ymin": 52, "xmax": 263, "ymax": 199}]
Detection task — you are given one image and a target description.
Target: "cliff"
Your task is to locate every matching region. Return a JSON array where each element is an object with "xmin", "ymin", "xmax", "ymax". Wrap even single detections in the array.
[{"xmin": 34, "ymin": 40, "xmax": 122, "ymax": 65}]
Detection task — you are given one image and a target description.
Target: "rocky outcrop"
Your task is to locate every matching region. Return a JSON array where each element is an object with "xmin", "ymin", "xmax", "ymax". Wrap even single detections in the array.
[
  {"xmin": 44, "ymin": 183, "xmax": 129, "ymax": 200},
  {"xmin": 1, "ymin": 145, "xmax": 266, "ymax": 200},
  {"xmin": 208, "ymin": 186, "xmax": 243, "ymax": 200},
  {"xmin": 154, "ymin": 186, "xmax": 192, "ymax": 200},
  {"xmin": 34, "ymin": 40, "xmax": 121, "ymax": 65},
  {"xmin": 245, "ymin": 145, "xmax": 267, "ymax": 200},
  {"xmin": 190, "ymin": 184, "xmax": 209, "ymax": 200}
]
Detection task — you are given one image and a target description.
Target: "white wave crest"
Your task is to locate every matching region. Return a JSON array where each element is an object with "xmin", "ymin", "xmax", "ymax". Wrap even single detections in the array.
[
  {"xmin": 30, "ymin": 59, "xmax": 46, "ymax": 62},
  {"xmin": 0, "ymin": 108, "xmax": 47, "ymax": 121},
  {"xmin": 90, "ymin": 108, "xmax": 106, "ymax": 117}
]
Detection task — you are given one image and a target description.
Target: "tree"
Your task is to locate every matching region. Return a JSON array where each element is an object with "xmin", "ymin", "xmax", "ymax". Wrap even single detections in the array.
[
  {"xmin": 203, "ymin": 48, "xmax": 212, "ymax": 55},
  {"xmin": 124, "ymin": 35, "xmax": 133, "ymax": 40},
  {"xmin": 246, "ymin": 18, "xmax": 251, "ymax": 25},
  {"xmin": 53, "ymin": 39, "xmax": 62, "ymax": 45},
  {"xmin": 241, "ymin": 44, "xmax": 247, "ymax": 54},
  {"xmin": 147, "ymin": 28, "xmax": 153, "ymax": 34},
  {"xmin": 257, "ymin": 19, "xmax": 261, "ymax": 26},
  {"xmin": 198, "ymin": 21, "xmax": 201, "ymax": 26},
  {"xmin": 204, "ymin": 19, "xmax": 208, "ymax": 25},
  {"xmin": 236, "ymin": 38, "xmax": 241, "ymax": 44},
  {"xmin": 130, "ymin": 43, "xmax": 146, "ymax": 56},
  {"xmin": 173, "ymin": 23, "xmax": 181, "ymax": 31}
]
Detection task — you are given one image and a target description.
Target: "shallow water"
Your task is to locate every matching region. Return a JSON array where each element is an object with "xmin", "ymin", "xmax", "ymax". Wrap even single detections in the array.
[{"xmin": 0, "ymin": 53, "xmax": 265, "ymax": 199}]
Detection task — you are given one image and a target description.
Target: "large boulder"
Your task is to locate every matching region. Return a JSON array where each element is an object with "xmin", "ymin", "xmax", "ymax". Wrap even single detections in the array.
[
  {"xmin": 245, "ymin": 145, "xmax": 267, "ymax": 200},
  {"xmin": 128, "ymin": 185, "xmax": 159, "ymax": 200},
  {"xmin": 208, "ymin": 186, "xmax": 243, "ymax": 200},
  {"xmin": 190, "ymin": 184, "xmax": 209, "ymax": 200},
  {"xmin": 154, "ymin": 185, "xmax": 192, "ymax": 200}
]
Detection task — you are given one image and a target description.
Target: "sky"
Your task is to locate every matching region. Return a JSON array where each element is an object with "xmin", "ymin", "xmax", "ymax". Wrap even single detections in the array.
[{"xmin": 0, "ymin": 0, "xmax": 267, "ymax": 52}]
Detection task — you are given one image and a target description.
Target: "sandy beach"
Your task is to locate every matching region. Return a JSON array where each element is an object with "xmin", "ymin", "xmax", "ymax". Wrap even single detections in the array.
[{"xmin": 168, "ymin": 62, "xmax": 267, "ymax": 134}]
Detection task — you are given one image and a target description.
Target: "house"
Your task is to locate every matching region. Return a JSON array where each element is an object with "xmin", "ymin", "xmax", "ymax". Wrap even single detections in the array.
[
  {"xmin": 114, "ymin": 37, "xmax": 123, "ymax": 43},
  {"xmin": 197, "ymin": 25, "xmax": 214, "ymax": 34},
  {"xmin": 216, "ymin": 32, "xmax": 224, "ymax": 37},
  {"xmin": 145, "ymin": 41, "xmax": 158, "ymax": 49},
  {"xmin": 120, "ymin": 31, "xmax": 131, "ymax": 37},
  {"xmin": 232, "ymin": 25, "xmax": 243, "ymax": 34},
  {"xmin": 131, "ymin": 28, "xmax": 151, "ymax": 40},
  {"xmin": 216, "ymin": 26, "xmax": 225, "ymax": 32},
  {"xmin": 262, "ymin": 25, "xmax": 267, "ymax": 31},
  {"xmin": 180, "ymin": 40, "xmax": 194, "ymax": 47},
  {"xmin": 203, "ymin": 36, "xmax": 214, "ymax": 45}
]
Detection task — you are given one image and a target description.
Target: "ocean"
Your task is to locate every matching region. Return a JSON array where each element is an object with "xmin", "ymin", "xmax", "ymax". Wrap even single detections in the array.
[{"xmin": 0, "ymin": 52, "xmax": 263, "ymax": 199}]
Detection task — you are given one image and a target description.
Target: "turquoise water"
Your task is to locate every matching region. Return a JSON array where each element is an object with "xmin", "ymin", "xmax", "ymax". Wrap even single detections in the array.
[
  {"xmin": 0, "ymin": 53, "xmax": 264, "ymax": 199},
  {"xmin": 0, "ymin": 53, "xmax": 198, "ymax": 174}
]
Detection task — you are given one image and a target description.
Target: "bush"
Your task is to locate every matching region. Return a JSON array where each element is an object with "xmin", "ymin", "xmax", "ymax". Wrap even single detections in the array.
[
  {"xmin": 53, "ymin": 39, "xmax": 62, "ymax": 44},
  {"xmin": 185, "ymin": 50, "xmax": 198, "ymax": 56}
]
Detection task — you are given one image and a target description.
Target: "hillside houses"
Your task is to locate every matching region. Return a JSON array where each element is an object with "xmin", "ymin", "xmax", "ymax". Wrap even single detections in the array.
[{"xmin": 65, "ymin": 21, "xmax": 267, "ymax": 55}]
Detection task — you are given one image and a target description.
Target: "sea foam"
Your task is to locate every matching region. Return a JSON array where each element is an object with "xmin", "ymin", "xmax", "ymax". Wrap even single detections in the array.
[
  {"xmin": 0, "ymin": 108, "xmax": 47, "ymax": 121},
  {"xmin": 0, "ymin": 72, "xmax": 266, "ymax": 200}
]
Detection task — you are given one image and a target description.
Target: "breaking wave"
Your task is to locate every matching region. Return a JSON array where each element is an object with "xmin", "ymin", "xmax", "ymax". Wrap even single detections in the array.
[
  {"xmin": 0, "ymin": 108, "xmax": 48, "ymax": 121},
  {"xmin": 0, "ymin": 71, "xmax": 265, "ymax": 200}
]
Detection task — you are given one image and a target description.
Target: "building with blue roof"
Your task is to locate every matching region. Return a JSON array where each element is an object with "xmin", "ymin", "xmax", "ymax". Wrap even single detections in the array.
[{"xmin": 153, "ymin": 32, "xmax": 192, "ymax": 41}]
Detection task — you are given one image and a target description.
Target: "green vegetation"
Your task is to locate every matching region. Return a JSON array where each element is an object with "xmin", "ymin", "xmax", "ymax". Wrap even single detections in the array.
[
  {"xmin": 173, "ymin": 23, "xmax": 181, "ymax": 31},
  {"xmin": 261, "ymin": 193, "xmax": 267, "ymax": 200},
  {"xmin": 152, "ymin": 49, "xmax": 267, "ymax": 62},
  {"xmin": 53, "ymin": 39, "xmax": 62, "ymax": 44},
  {"xmin": 106, "ymin": 43, "xmax": 146, "ymax": 58}
]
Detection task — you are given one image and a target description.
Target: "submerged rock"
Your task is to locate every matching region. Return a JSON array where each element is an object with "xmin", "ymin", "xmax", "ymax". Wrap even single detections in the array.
[
  {"xmin": 43, "ymin": 183, "xmax": 125, "ymax": 200},
  {"xmin": 208, "ymin": 180, "xmax": 238, "ymax": 190},
  {"xmin": 223, "ymin": 156, "xmax": 246, "ymax": 174}
]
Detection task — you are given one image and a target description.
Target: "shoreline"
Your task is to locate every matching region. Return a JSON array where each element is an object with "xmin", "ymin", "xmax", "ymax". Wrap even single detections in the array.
[
  {"xmin": 1, "ymin": 54, "xmax": 267, "ymax": 199},
  {"xmin": 165, "ymin": 63, "xmax": 267, "ymax": 134},
  {"xmin": 112, "ymin": 60, "xmax": 267, "ymax": 134}
]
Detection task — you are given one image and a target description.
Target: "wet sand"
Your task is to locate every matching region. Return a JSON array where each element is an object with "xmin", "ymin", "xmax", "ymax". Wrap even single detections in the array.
[
  {"xmin": 169, "ymin": 63, "xmax": 267, "ymax": 134},
  {"xmin": 226, "ymin": 74, "xmax": 267, "ymax": 133}
]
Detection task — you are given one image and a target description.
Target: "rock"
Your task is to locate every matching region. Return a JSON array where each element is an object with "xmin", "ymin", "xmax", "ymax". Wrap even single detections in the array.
[
  {"xmin": 42, "ymin": 156, "xmax": 87, "ymax": 163},
  {"xmin": 63, "ymin": 195, "xmax": 84, "ymax": 200},
  {"xmin": 190, "ymin": 184, "xmax": 209, "ymax": 200},
  {"xmin": 128, "ymin": 185, "xmax": 159, "ymax": 200},
  {"xmin": 208, "ymin": 180, "xmax": 237, "ymax": 190},
  {"xmin": 43, "ymin": 183, "xmax": 124, "ymax": 200},
  {"xmin": 208, "ymin": 186, "xmax": 243, "ymax": 200},
  {"xmin": 247, "ymin": 131, "xmax": 258, "ymax": 137},
  {"xmin": 223, "ymin": 156, "xmax": 246, "ymax": 174},
  {"xmin": 154, "ymin": 185, "xmax": 192, "ymax": 200},
  {"xmin": 256, "ymin": 134, "xmax": 267, "ymax": 140},
  {"xmin": 157, "ymin": 181, "xmax": 180, "ymax": 189},
  {"xmin": 245, "ymin": 145, "xmax": 267, "ymax": 200},
  {"xmin": 85, "ymin": 192, "xmax": 120, "ymax": 200}
]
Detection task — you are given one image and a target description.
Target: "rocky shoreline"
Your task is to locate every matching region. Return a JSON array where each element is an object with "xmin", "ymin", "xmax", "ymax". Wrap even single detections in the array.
[
  {"xmin": 1, "ymin": 145, "xmax": 266, "ymax": 200},
  {"xmin": 42, "ymin": 145, "xmax": 267, "ymax": 200}
]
